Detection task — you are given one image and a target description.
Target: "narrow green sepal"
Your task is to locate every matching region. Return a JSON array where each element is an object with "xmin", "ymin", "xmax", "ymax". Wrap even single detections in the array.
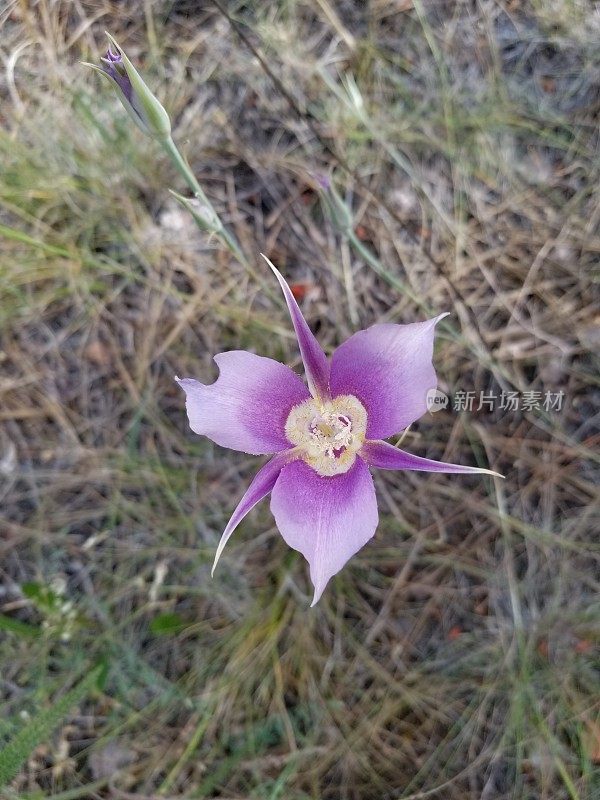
[{"xmin": 170, "ymin": 190, "xmax": 224, "ymax": 234}]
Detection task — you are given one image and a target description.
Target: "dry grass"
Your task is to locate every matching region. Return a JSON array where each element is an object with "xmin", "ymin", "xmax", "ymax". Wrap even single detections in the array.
[{"xmin": 1, "ymin": 1, "xmax": 599, "ymax": 798}]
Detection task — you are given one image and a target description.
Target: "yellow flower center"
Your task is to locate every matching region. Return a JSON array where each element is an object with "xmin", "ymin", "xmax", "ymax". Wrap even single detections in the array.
[{"xmin": 285, "ymin": 395, "xmax": 367, "ymax": 476}]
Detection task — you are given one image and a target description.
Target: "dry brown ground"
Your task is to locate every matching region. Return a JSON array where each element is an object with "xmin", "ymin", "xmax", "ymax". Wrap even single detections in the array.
[{"xmin": 1, "ymin": 1, "xmax": 599, "ymax": 798}]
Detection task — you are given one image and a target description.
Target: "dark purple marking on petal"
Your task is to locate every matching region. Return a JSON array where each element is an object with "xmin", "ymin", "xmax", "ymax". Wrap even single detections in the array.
[
  {"xmin": 360, "ymin": 439, "xmax": 503, "ymax": 476},
  {"xmin": 270, "ymin": 458, "xmax": 378, "ymax": 605}
]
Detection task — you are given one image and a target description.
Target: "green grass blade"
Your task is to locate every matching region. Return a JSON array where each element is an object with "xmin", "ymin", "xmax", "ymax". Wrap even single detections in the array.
[
  {"xmin": 0, "ymin": 224, "xmax": 71, "ymax": 258},
  {"xmin": 0, "ymin": 614, "xmax": 40, "ymax": 639},
  {"xmin": 0, "ymin": 665, "xmax": 104, "ymax": 788}
]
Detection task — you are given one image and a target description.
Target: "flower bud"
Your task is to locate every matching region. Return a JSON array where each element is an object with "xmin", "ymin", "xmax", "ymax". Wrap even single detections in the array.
[{"xmin": 83, "ymin": 33, "xmax": 171, "ymax": 141}]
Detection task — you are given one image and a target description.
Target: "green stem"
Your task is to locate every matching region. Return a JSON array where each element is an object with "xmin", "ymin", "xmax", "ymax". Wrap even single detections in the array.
[
  {"xmin": 347, "ymin": 229, "xmax": 459, "ymax": 343},
  {"xmin": 347, "ymin": 230, "xmax": 423, "ymax": 308},
  {"xmin": 161, "ymin": 135, "xmax": 206, "ymax": 200},
  {"xmin": 347, "ymin": 229, "xmax": 505, "ymax": 377},
  {"xmin": 218, "ymin": 223, "xmax": 247, "ymax": 266},
  {"xmin": 160, "ymin": 136, "xmax": 248, "ymax": 266}
]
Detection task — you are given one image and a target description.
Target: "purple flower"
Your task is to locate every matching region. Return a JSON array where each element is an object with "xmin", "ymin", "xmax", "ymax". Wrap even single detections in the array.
[{"xmin": 177, "ymin": 258, "xmax": 501, "ymax": 605}]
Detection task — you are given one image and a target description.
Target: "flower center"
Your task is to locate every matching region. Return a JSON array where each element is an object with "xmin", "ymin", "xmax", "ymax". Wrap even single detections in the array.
[{"xmin": 285, "ymin": 395, "xmax": 367, "ymax": 476}]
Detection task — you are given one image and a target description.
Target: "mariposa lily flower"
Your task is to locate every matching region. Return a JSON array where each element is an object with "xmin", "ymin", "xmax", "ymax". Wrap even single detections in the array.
[
  {"xmin": 83, "ymin": 33, "xmax": 171, "ymax": 141},
  {"xmin": 177, "ymin": 257, "xmax": 501, "ymax": 605}
]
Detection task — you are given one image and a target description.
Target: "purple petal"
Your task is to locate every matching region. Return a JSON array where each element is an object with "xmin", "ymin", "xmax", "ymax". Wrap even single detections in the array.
[
  {"xmin": 261, "ymin": 255, "xmax": 330, "ymax": 403},
  {"xmin": 361, "ymin": 439, "xmax": 503, "ymax": 476},
  {"xmin": 100, "ymin": 50, "xmax": 134, "ymax": 103},
  {"xmin": 329, "ymin": 315, "xmax": 449, "ymax": 439},
  {"xmin": 270, "ymin": 459, "xmax": 378, "ymax": 605},
  {"xmin": 212, "ymin": 450, "xmax": 296, "ymax": 575},
  {"xmin": 104, "ymin": 45, "xmax": 121, "ymax": 63},
  {"xmin": 176, "ymin": 351, "xmax": 310, "ymax": 455}
]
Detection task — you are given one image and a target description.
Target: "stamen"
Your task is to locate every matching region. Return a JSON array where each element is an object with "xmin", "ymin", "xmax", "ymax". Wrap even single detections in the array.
[
  {"xmin": 285, "ymin": 395, "xmax": 367, "ymax": 476},
  {"xmin": 308, "ymin": 411, "xmax": 354, "ymax": 458}
]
